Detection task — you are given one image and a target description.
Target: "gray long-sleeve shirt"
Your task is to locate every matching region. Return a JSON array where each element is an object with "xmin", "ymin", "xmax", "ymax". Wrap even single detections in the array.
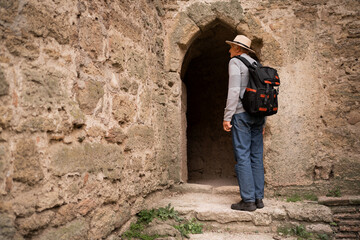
[{"xmin": 223, "ymin": 53, "xmax": 256, "ymax": 121}]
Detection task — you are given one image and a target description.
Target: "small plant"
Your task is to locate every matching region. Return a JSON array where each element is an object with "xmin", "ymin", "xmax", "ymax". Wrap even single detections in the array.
[
  {"xmin": 292, "ymin": 225, "xmax": 312, "ymax": 238},
  {"xmin": 318, "ymin": 233, "xmax": 330, "ymax": 240},
  {"xmin": 174, "ymin": 218, "xmax": 203, "ymax": 238},
  {"xmin": 326, "ymin": 187, "xmax": 341, "ymax": 197},
  {"xmin": 277, "ymin": 224, "xmax": 329, "ymax": 240},
  {"xmin": 286, "ymin": 194, "xmax": 302, "ymax": 202},
  {"xmin": 286, "ymin": 193, "xmax": 318, "ymax": 202},
  {"xmin": 304, "ymin": 193, "xmax": 318, "ymax": 201},
  {"xmin": 330, "ymin": 222, "xmax": 338, "ymax": 226},
  {"xmin": 123, "ymin": 204, "xmax": 202, "ymax": 240}
]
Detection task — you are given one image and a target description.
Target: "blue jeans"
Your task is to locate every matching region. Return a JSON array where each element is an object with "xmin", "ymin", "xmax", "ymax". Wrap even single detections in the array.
[{"xmin": 231, "ymin": 112, "xmax": 265, "ymax": 202}]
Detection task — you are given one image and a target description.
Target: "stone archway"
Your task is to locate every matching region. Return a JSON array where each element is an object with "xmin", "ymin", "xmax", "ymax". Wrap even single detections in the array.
[
  {"xmin": 164, "ymin": 0, "xmax": 283, "ymax": 184},
  {"xmin": 182, "ymin": 21, "xmax": 237, "ymax": 185}
]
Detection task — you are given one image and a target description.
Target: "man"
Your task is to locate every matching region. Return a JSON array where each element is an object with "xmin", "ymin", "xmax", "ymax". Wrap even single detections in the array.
[{"xmin": 223, "ymin": 35, "xmax": 265, "ymax": 212}]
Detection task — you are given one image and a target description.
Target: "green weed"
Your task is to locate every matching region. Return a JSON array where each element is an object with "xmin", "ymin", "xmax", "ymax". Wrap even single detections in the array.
[
  {"xmin": 326, "ymin": 187, "xmax": 341, "ymax": 197},
  {"xmin": 277, "ymin": 224, "xmax": 330, "ymax": 240},
  {"xmin": 286, "ymin": 193, "xmax": 318, "ymax": 202},
  {"xmin": 122, "ymin": 204, "xmax": 202, "ymax": 240},
  {"xmin": 286, "ymin": 194, "xmax": 302, "ymax": 202},
  {"xmin": 174, "ymin": 218, "xmax": 203, "ymax": 238}
]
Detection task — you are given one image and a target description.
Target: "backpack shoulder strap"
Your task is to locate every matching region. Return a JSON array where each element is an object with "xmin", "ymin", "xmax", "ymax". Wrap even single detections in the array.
[{"xmin": 233, "ymin": 55, "xmax": 255, "ymax": 69}]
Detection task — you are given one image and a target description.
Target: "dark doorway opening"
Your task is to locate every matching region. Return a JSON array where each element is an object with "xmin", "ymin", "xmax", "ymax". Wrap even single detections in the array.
[{"xmin": 181, "ymin": 22, "xmax": 238, "ymax": 186}]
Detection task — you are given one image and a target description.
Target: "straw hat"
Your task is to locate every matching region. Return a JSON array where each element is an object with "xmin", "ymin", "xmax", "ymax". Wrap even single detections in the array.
[{"xmin": 225, "ymin": 35, "xmax": 255, "ymax": 53}]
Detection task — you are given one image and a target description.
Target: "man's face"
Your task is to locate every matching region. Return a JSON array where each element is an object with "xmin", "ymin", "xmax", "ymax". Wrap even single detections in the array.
[{"xmin": 229, "ymin": 44, "xmax": 239, "ymax": 58}]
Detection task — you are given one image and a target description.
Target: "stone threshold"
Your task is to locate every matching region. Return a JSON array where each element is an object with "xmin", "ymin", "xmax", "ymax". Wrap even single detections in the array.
[{"xmin": 147, "ymin": 183, "xmax": 335, "ymax": 237}]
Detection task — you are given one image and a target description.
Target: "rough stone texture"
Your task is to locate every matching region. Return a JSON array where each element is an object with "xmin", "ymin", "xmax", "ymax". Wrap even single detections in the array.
[
  {"xmin": 0, "ymin": 68, "xmax": 9, "ymax": 96},
  {"xmin": 50, "ymin": 143, "xmax": 124, "ymax": 179},
  {"xmin": 75, "ymin": 80, "xmax": 105, "ymax": 115},
  {"xmin": 147, "ymin": 187, "xmax": 334, "ymax": 237},
  {"xmin": 0, "ymin": 0, "xmax": 359, "ymax": 239},
  {"xmin": 33, "ymin": 218, "xmax": 89, "ymax": 240},
  {"xmin": 0, "ymin": 213, "xmax": 16, "ymax": 240},
  {"xmin": 13, "ymin": 139, "xmax": 44, "ymax": 185}
]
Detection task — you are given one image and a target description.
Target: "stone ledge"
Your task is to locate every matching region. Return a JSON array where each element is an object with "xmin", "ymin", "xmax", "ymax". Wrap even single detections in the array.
[
  {"xmin": 170, "ymin": 183, "xmax": 239, "ymax": 195},
  {"xmin": 318, "ymin": 195, "xmax": 360, "ymax": 206},
  {"xmin": 150, "ymin": 191, "xmax": 334, "ymax": 233}
]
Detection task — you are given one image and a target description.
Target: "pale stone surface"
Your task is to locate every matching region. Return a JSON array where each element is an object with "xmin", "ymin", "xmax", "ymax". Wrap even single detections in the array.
[
  {"xmin": 76, "ymin": 80, "xmax": 105, "ymax": 115},
  {"xmin": 50, "ymin": 143, "xmax": 124, "ymax": 179},
  {"xmin": 189, "ymin": 232, "xmax": 289, "ymax": 240},
  {"xmin": 33, "ymin": 218, "xmax": 89, "ymax": 240},
  {"xmin": 284, "ymin": 202, "xmax": 333, "ymax": 223},
  {"xmin": 13, "ymin": 139, "xmax": 44, "ymax": 185}
]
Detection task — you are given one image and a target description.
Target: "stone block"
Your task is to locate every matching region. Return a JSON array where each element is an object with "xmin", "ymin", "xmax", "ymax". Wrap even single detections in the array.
[
  {"xmin": 306, "ymin": 223, "xmax": 333, "ymax": 234},
  {"xmin": 20, "ymin": 2, "xmax": 77, "ymax": 45},
  {"xmin": 334, "ymin": 213, "xmax": 360, "ymax": 221},
  {"xmin": 5, "ymin": 34, "xmax": 40, "ymax": 60},
  {"xmin": 0, "ymin": 106, "xmax": 12, "ymax": 129},
  {"xmin": 89, "ymin": 205, "xmax": 130, "ymax": 239},
  {"xmin": 0, "ymin": 0, "xmax": 19, "ymax": 23},
  {"xmin": 211, "ymin": 0, "xmax": 244, "ymax": 27},
  {"xmin": 143, "ymin": 223, "xmax": 179, "ymax": 237},
  {"xmin": 251, "ymin": 212, "xmax": 272, "ymax": 226},
  {"xmin": 0, "ymin": 213, "xmax": 16, "ymax": 240},
  {"xmin": 186, "ymin": 2, "xmax": 216, "ymax": 31},
  {"xmin": 339, "ymin": 225, "xmax": 360, "ymax": 232},
  {"xmin": 13, "ymin": 139, "xmax": 44, "ymax": 185},
  {"xmin": 105, "ymin": 127, "xmax": 126, "ymax": 144},
  {"xmin": 108, "ymin": 32, "xmax": 125, "ymax": 72},
  {"xmin": 79, "ymin": 16, "xmax": 104, "ymax": 59},
  {"xmin": 50, "ymin": 143, "xmax": 124, "ymax": 179},
  {"xmin": 36, "ymin": 191, "xmax": 64, "ymax": 212},
  {"xmin": 127, "ymin": 51, "xmax": 148, "ymax": 80},
  {"xmin": 112, "ymin": 95, "xmax": 136, "ymax": 125},
  {"xmin": 170, "ymin": 12, "xmax": 200, "ymax": 49},
  {"xmin": 17, "ymin": 116, "xmax": 57, "ymax": 133},
  {"xmin": 34, "ymin": 218, "xmax": 89, "ymax": 240},
  {"xmin": 51, "ymin": 203, "xmax": 76, "ymax": 227},
  {"xmin": 347, "ymin": 110, "xmax": 360, "ymax": 125},
  {"xmin": 0, "ymin": 68, "xmax": 9, "ymax": 96},
  {"xmin": 12, "ymin": 191, "xmax": 37, "ymax": 217},
  {"xmin": 21, "ymin": 66, "xmax": 66, "ymax": 108},
  {"xmin": 196, "ymin": 210, "xmax": 252, "ymax": 223},
  {"xmin": 68, "ymin": 101, "xmax": 86, "ymax": 127},
  {"xmin": 124, "ymin": 125, "xmax": 155, "ymax": 151},
  {"xmin": 17, "ymin": 211, "xmax": 55, "ymax": 234},
  {"xmin": 0, "ymin": 145, "xmax": 8, "ymax": 182},
  {"xmin": 318, "ymin": 196, "xmax": 360, "ymax": 206},
  {"xmin": 76, "ymin": 199, "xmax": 97, "ymax": 216},
  {"xmin": 284, "ymin": 202, "xmax": 333, "ymax": 222},
  {"xmin": 76, "ymin": 80, "xmax": 104, "ymax": 115}
]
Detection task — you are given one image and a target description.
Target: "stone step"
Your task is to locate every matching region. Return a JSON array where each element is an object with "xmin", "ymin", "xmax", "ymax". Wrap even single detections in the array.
[
  {"xmin": 188, "ymin": 232, "xmax": 297, "ymax": 240},
  {"xmin": 149, "ymin": 184, "xmax": 334, "ymax": 236},
  {"xmin": 318, "ymin": 195, "xmax": 360, "ymax": 239}
]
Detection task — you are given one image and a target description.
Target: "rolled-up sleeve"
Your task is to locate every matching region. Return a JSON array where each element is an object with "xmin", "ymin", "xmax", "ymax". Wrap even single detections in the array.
[{"xmin": 224, "ymin": 59, "xmax": 242, "ymax": 121}]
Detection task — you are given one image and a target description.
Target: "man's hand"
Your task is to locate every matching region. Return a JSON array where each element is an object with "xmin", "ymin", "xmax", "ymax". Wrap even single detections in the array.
[{"xmin": 223, "ymin": 121, "xmax": 232, "ymax": 132}]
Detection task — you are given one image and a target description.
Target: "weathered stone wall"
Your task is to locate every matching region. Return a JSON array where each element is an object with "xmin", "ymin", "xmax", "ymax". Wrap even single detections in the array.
[
  {"xmin": 163, "ymin": 0, "xmax": 359, "ymax": 195},
  {"xmin": 0, "ymin": 0, "xmax": 359, "ymax": 239},
  {"xmin": 0, "ymin": 0, "xmax": 179, "ymax": 239}
]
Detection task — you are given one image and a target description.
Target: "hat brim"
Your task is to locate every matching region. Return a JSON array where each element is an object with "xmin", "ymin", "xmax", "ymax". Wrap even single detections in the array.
[{"xmin": 225, "ymin": 40, "xmax": 255, "ymax": 53}]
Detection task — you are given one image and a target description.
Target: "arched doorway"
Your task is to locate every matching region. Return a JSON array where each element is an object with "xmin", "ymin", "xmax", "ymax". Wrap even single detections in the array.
[{"xmin": 181, "ymin": 21, "xmax": 238, "ymax": 186}]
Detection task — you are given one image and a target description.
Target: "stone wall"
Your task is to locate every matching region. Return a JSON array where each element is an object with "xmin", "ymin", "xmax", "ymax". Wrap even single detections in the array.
[
  {"xmin": 0, "ymin": 0, "xmax": 179, "ymax": 239},
  {"xmin": 0, "ymin": 0, "xmax": 359, "ymax": 239},
  {"xmin": 163, "ymin": 0, "xmax": 360, "ymax": 195}
]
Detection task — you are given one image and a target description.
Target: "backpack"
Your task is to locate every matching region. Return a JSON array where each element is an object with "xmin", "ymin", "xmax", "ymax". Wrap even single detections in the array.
[{"xmin": 234, "ymin": 56, "xmax": 280, "ymax": 117}]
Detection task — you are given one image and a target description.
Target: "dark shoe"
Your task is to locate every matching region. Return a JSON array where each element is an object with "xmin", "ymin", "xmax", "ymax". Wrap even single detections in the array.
[
  {"xmin": 231, "ymin": 200, "xmax": 256, "ymax": 212},
  {"xmin": 255, "ymin": 199, "xmax": 264, "ymax": 209}
]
